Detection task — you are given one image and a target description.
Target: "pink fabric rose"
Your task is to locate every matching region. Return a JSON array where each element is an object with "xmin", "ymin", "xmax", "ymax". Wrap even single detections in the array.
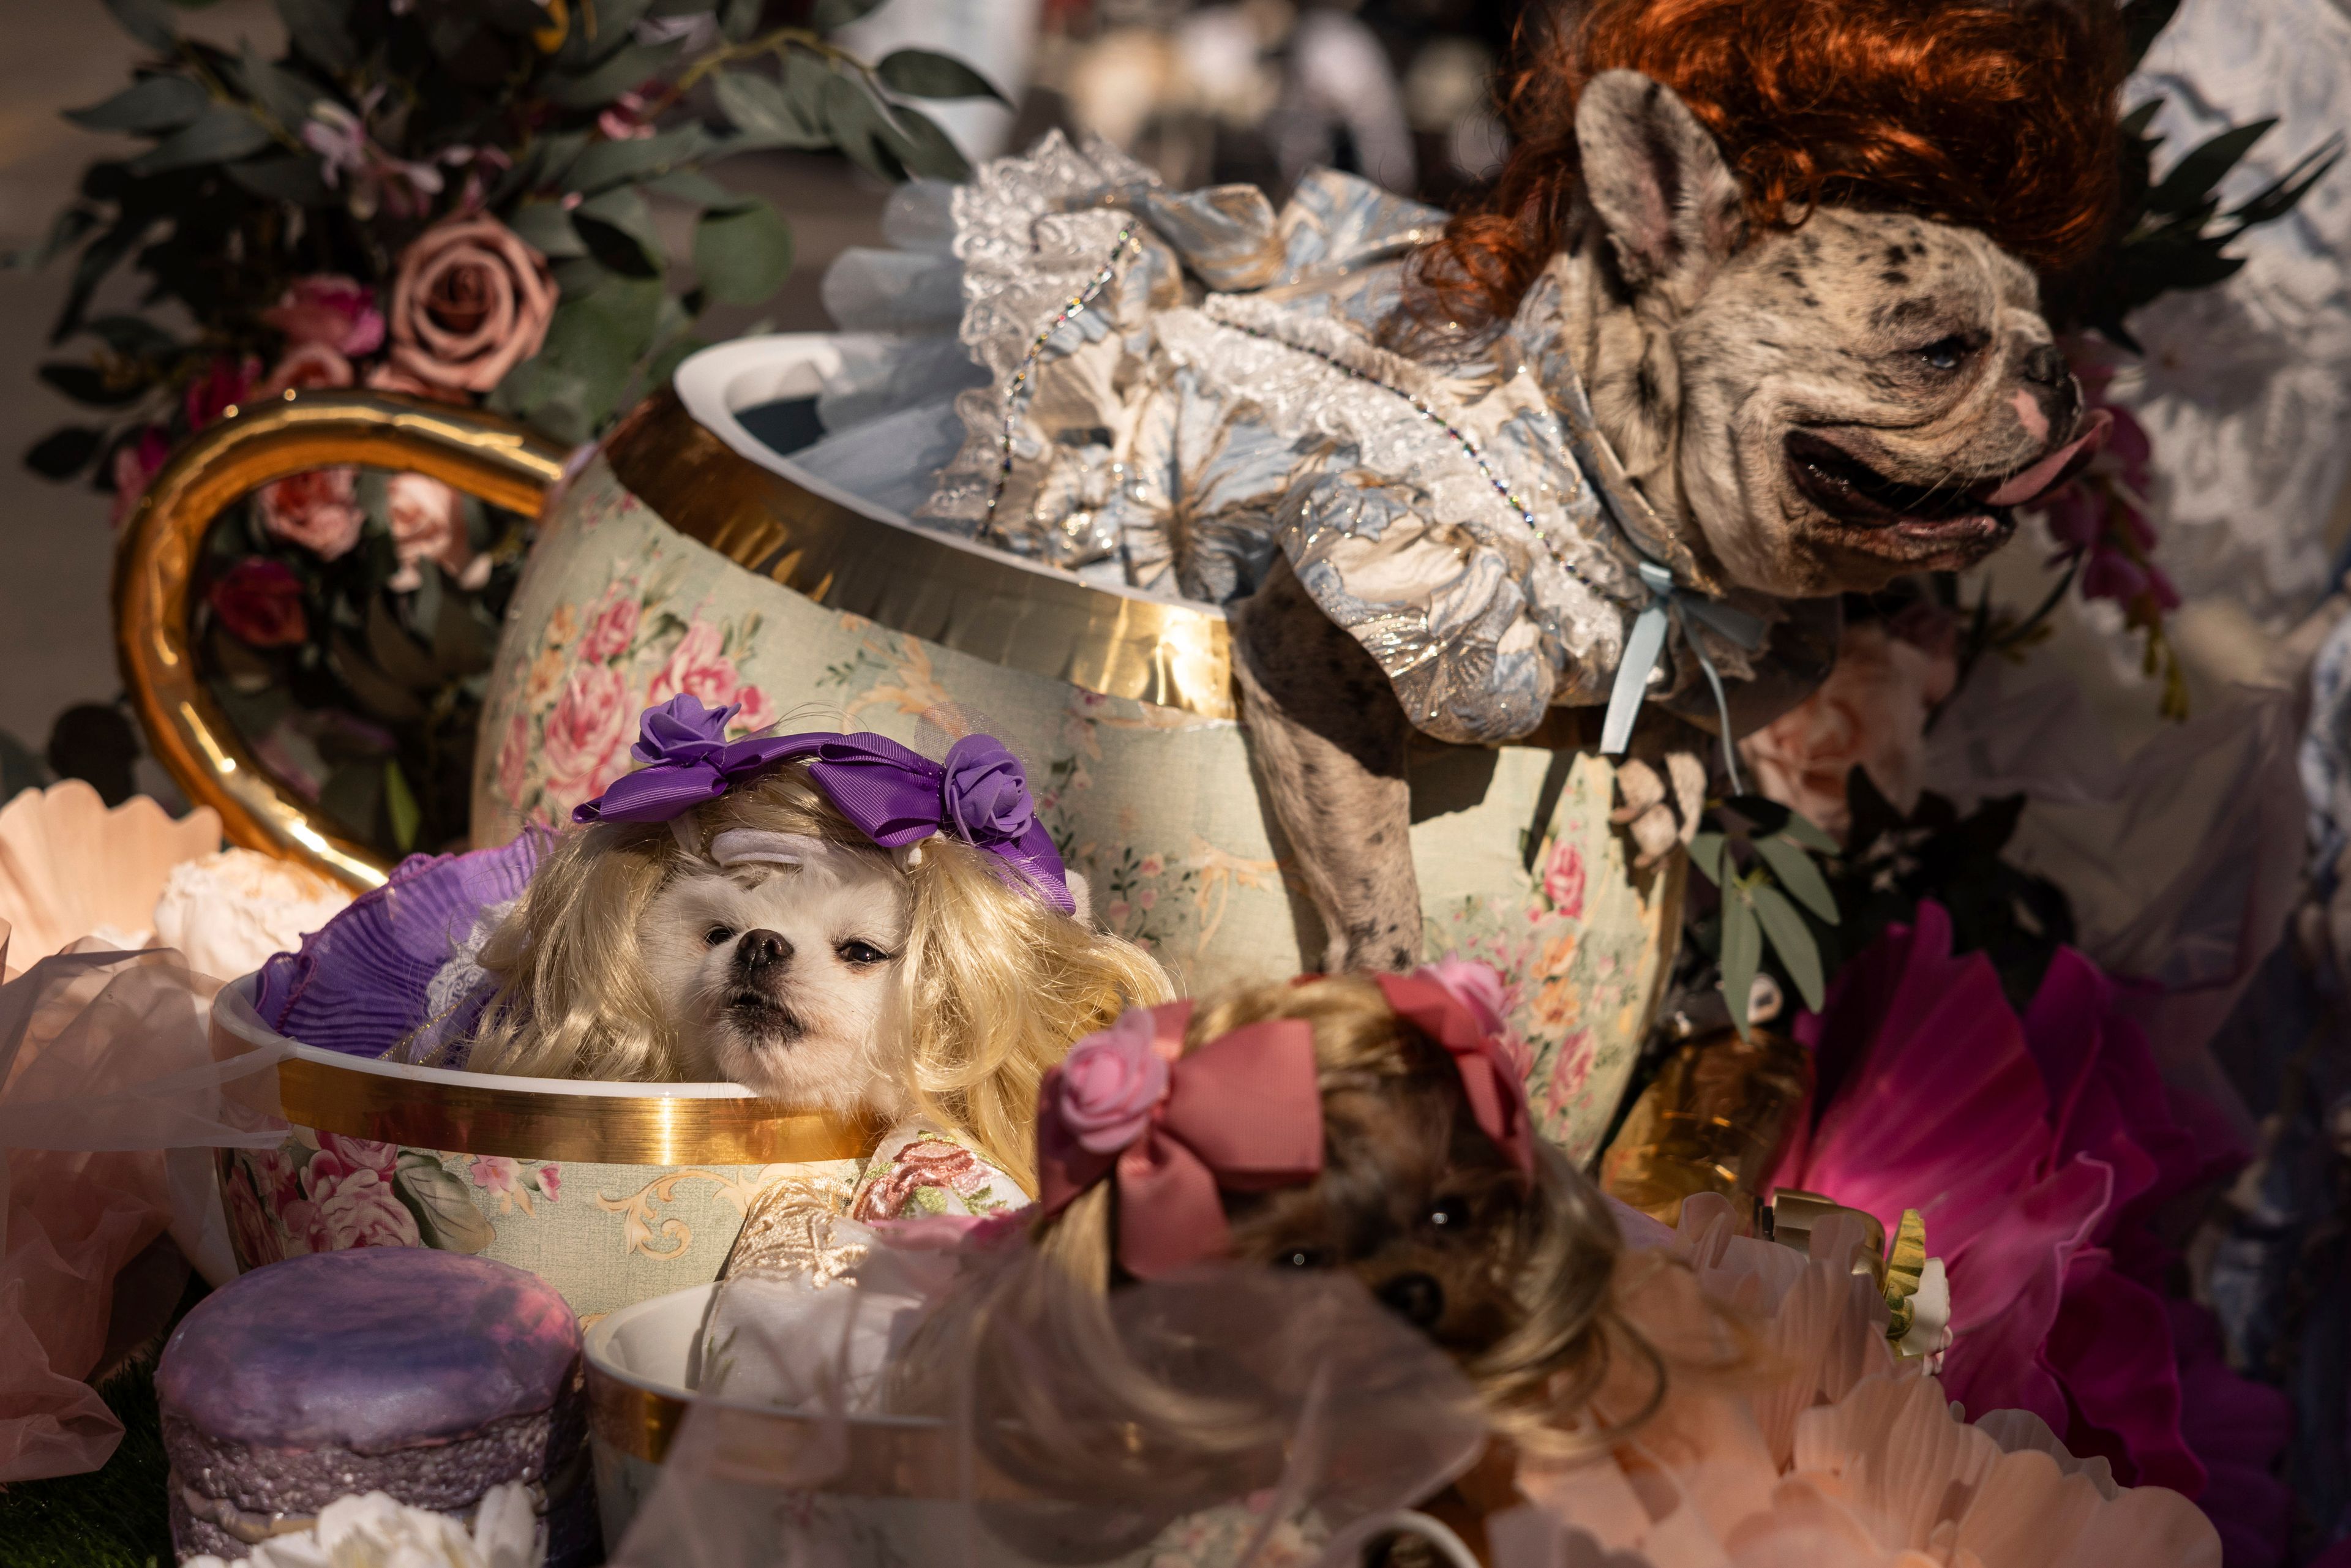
[
  {"xmin": 645, "ymin": 619, "xmax": 744, "ymax": 713},
  {"xmin": 255, "ymin": 342, "xmax": 355, "ymax": 402},
  {"xmin": 1540, "ymin": 842, "xmax": 1586, "ymax": 919},
  {"xmin": 109, "ymin": 426, "xmax": 171, "ymax": 530},
  {"xmin": 541, "ymin": 664, "xmax": 631, "ymax": 805},
  {"xmin": 578, "ymin": 590, "xmax": 641, "ymax": 664},
  {"xmin": 384, "ymin": 472, "xmax": 482, "ymax": 592},
  {"xmin": 1055, "ymin": 1008, "xmax": 1172, "ymax": 1154},
  {"xmin": 1419, "ymin": 958, "xmax": 1509, "ymax": 1040},
  {"xmin": 256, "ymin": 467, "xmax": 364, "ymax": 561},
  {"xmin": 184, "ymin": 355, "xmax": 257, "ymax": 430},
  {"xmin": 386, "ymin": 215, "xmax": 556, "ymax": 394},
  {"xmin": 1738, "ymin": 618, "xmax": 1959, "ymax": 842},
  {"xmin": 262, "ymin": 275, "xmax": 385, "ymax": 356}
]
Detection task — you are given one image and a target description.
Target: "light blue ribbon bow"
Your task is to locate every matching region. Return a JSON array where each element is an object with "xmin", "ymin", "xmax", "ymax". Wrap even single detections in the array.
[{"xmin": 1599, "ymin": 560, "xmax": 1768, "ymax": 794}]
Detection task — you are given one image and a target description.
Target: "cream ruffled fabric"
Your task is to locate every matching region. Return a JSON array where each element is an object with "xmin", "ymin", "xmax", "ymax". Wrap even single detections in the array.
[
  {"xmin": 0, "ymin": 782, "xmax": 220, "ymax": 973},
  {"xmin": 1490, "ymin": 1195, "xmax": 2221, "ymax": 1568}
]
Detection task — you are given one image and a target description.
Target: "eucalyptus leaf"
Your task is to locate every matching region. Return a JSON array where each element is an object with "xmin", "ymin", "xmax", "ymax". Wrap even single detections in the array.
[
  {"xmin": 2120, "ymin": 0, "xmax": 2183, "ymax": 70},
  {"xmin": 364, "ymin": 595, "xmax": 439, "ymax": 691},
  {"xmin": 38, "ymin": 362, "xmax": 144, "ymax": 407},
  {"xmin": 718, "ymin": 0, "xmax": 762, "ymax": 42},
  {"xmin": 822, "ymin": 72, "xmax": 904, "ymax": 181},
  {"xmin": 1685, "ymin": 830, "xmax": 1728, "ymax": 885},
  {"xmin": 545, "ymin": 39, "xmax": 683, "ymax": 109},
  {"xmin": 2225, "ymin": 137, "xmax": 2344, "ymax": 228},
  {"xmin": 2147, "ymin": 120, "xmax": 2274, "ymax": 218},
  {"xmin": 2118, "ymin": 98, "xmax": 2164, "ymax": 140},
  {"xmin": 317, "ymin": 757, "xmax": 388, "ymax": 841},
  {"xmin": 714, "ymin": 69, "xmax": 825, "ymax": 149},
  {"xmin": 275, "ymin": 0, "xmax": 358, "ymax": 73},
  {"xmin": 1720, "ymin": 886, "xmax": 1761, "ymax": 1037},
  {"xmin": 392, "ymin": 1154, "xmax": 494, "ymax": 1253},
  {"xmin": 227, "ymin": 153, "xmax": 334, "ymax": 205},
  {"xmin": 694, "ymin": 198, "xmax": 792, "ymax": 304},
  {"xmin": 645, "ymin": 168, "xmax": 737, "ymax": 208},
  {"xmin": 52, "ymin": 217, "xmax": 144, "ymax": 343},
  {"xmin": 7, "ymin": 206, "xmax": 101, "ymax": 272},
  {"xmin": 78, "ymin": 313, "xmax": 179, "ymax": 358},
  {"xmin": 102, "ymin": 0, "xmax": 178, "ymax": 51},
  {"xmin": 508, "ymin": 200, "xmax": 587, "ymax": 258},
  {"xmin": 811, "ymin": 0, "xmax": 886, "ymax": 29},
  {"xmin": 1749, "ymin": 883, "xmax": 1824, "ymax": 1013},
  {"xmin": 383, "ymin": 760, "xmax": 421, "ymax": 852},
  {"xmin": 23, "ymin": 426, "xmax": 107, "ymax": 479},
  {"xmin": 566, "ymin": 125, "xmax": 708, "ymax": 193},
  {"xmin": 1775, "ymin": 809, "xmax": 1838, "ymax": 854},
  {"xmin": 233, "ymin": 45, "xmax": 320, "ymax": 132},
  {"xmin": 65, "ymin": 75, "xmax": 209, "ymax": 134},
  {"xmin": 1753, "ymin": 833, "xmax": 1838, "ymax": 923},
  {"xmin": 125, "ymin": 104, "xmax": 272, "ymax": 175},
  {"xmin": 574, "ymin": 186, "xmax": 664, "ymax": 276},
  {"xmin": 874, "ymin": 48, "xmax": 1006, "ymax": 103},
  {"xmin": 876, "ymin": 101, "xmax": 970, "ymax": 182}
]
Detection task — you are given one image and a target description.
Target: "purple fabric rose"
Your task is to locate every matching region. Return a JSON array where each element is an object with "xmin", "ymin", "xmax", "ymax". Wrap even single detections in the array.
[
  {"xmin": 1057, "ymin": 1008, "xmax": 1172, "ymax": 1154},
  {"xmin": 941, "ymin": 734, "xmax": 1035, "ymax": 847}
]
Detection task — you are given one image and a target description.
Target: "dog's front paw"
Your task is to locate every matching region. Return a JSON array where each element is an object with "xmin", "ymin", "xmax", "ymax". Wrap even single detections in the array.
[{"xmin": 1610, "ymin": 753, "xmax": 1707, "ymax": 869}]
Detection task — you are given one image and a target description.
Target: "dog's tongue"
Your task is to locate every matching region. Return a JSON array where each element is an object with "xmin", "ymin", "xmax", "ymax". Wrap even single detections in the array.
[{"xmin": 1975, "ymin": 408, "xmax": 2112, "ymax": 507}]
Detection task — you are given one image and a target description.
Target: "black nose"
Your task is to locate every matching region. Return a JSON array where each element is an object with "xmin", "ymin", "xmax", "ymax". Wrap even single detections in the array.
[
  {"xmin": 2021, "ymin": 343, "xmax": 2067, "ymax": 387},
  {"xmin": 1376, "ymin": 1272, "xmax": 1445, "ymax": 1330},
  {"xmin": 736, "ymin": 929, "xmax": 792, "ymax": 972}
]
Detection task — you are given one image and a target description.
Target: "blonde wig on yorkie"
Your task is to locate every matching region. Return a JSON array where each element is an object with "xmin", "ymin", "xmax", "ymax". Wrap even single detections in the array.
[{"xmin": 463, "ymin": 763, "xmax": 1172, "ymax": 1191}]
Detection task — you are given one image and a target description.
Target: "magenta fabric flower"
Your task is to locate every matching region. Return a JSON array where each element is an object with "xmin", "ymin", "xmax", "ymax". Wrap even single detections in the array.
[
  {"xmin": 1056, "ymin": 1008, "xmax": 1172, "ymax": 1154},
  {"xmin": 262, "ymin": 275, "xmax": 385, "ymax": 358},
  {"xmin": 1420, "ymin": 958, "xmax": 1509, "ymax": 1040},
  {"xmin": 1775, "ymin": 904, "xmax": 2255, "ymax": 1515},
  {"xmin": 941, "ymin": 735, "xmax": 1037, "ymax": 847}
]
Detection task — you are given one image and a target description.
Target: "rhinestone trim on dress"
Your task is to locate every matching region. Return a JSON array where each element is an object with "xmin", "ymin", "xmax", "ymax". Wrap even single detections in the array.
[{"xmin": 985, "ymin": 224, "xmax": 1146, "ymax": 529}]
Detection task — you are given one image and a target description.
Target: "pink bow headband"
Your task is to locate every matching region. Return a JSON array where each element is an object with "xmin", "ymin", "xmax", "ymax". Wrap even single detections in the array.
[{"xmin": 1036, "ymin": 963, "xmax": 1535, "ymax": 1280}]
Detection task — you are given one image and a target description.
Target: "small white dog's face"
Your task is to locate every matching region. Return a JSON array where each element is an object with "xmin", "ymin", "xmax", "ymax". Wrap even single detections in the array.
[{"xmin": 642, "ymin": 847, "xmax": 912, "ymax": 1116}]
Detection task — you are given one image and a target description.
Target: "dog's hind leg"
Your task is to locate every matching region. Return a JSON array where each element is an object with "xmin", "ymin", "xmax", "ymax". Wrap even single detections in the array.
[{"xmin": 1229, "ymin": 557, "xmax": 1422, "ymax": 973}]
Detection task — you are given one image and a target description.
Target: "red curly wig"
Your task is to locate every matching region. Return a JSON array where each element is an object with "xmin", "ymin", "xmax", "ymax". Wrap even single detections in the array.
[{"xmin": 1412, "ymin": 0, "xmax": 2126, "ymax": 329}]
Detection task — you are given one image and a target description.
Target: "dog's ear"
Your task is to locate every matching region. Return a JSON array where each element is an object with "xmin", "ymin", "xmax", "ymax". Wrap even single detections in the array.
[{"xmin": 1575, "ymin": 70, "xmax": 1745, "ymax": 304}]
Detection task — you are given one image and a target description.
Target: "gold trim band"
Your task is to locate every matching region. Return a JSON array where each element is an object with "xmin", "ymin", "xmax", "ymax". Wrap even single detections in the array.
[
  {"xmin": 275, "ymin": 1054, "xmax": 875, "ymax": 1166},
  {"xmin": 603, "ymin": 392, "xmax": 1236, "ymax": 721},
  {"xmin": 113, "ymin": 392, "xmax": 571, "ymax": 891}
]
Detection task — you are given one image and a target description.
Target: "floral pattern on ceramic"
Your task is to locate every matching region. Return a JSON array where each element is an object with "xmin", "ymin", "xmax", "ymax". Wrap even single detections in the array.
[
  {"xmin": 220, "ymin": 1127, "xmax": 860, "ymax": 1316},
  {"xmin": 476, "ymin": 457, "xmax": 1682, "ymax": 1160},
  {"xmin": 847, "ymin": 1121, "xmax": 1023, "ymax": 1223}
]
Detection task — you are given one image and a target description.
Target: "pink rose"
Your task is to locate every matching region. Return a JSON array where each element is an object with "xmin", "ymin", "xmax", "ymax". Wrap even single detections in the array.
[
  {"xmin": 257, "ymin": 467, "xmax": 364, "ymax": 561},
  {"xmin": 363, "ymin": 360, "xmax": 468, "ymax": 403},
  {"xmin": 853, "ymin": 1139, "xmax": 994, "ymax": 1221},
  {"xmin": 1537, "ymin": 1030, "xmax": 1595, "ymax": 1127},
  {"xmin": 255, "ymin": 341, "xmax": 355, "ymax": 401},
  {"xmin": 262, "ymin": 275, "xmax": 386, "ymax": 357},
  {"xmin": 249, "ymin": 1146, "xmax": 307, "ymax": 1207},
  {"xmin": 1054, "ymin": 1008, "xmax": 1171, "ymax": 1155},
  {"xmin": 277, "ymin": 1197, "xmax": 331, "ymax": 1256},
  {"xmin": 108, "ymin": 426, "xmax": 171, "ymax": 530},
  {"xmin": 1540, "ymin": 842, "xmax": 1585, "ymax": 919},
  {"xmin": 535, "ymin": 1165, "xmax": 560, "ymax": 1200},
  {"xmin": 386, "ymin": 215, "xmax": 556, "ymax": 394},
  {"xmin": 578, "ymin": 590, "xmax": 641, "ymax": 664},
  {"xmin": 495, "ymin": 712, "xmax": 530, "ymax": 806},
  {"xmin": 1419, "ymin": 958, "xmax": 1510, "ymax": 1039},
  {"xmin": 730, "ymin": 684, "xmax": 777, "ymax": 733},
  {"xmin": 307, "ymin": 1132, "xmax": 399, "ymax": 1187},
  {"xmin": 647, "ymin": 618, "xmax": 744, "ymax": 713},
  {"xmin": 208, "ymin": 558, "xmax": 309, "ymax": 648},
  {"xmin": 541, "ymin": 664, "xmax": 631, "ymax": 804},
  {"xmin": 384, "ymin": 472, "xmax": 483, "ymax": 592},
  {"xmin": 224, "ymin": 1163, "xmax": 285, "ymax": 1268},
  {"xmin": 308, "ymin": 1165, "xmax": 422, "ymax": 1250},
  {"xmin": 1738, "ymin": 620, "xmax": 1960, "ymax": 842}
]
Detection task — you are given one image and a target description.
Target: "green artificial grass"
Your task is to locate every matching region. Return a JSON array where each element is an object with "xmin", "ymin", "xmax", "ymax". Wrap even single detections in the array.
[{"xmin": 0, "ymin": 1355, "xmax": 175, "ymax": 1568}]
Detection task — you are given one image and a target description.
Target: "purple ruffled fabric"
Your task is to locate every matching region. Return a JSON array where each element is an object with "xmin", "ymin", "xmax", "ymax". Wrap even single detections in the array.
[{"xmin": 250, "ymin": 830, "xmax": 551, "ymax": 1060}]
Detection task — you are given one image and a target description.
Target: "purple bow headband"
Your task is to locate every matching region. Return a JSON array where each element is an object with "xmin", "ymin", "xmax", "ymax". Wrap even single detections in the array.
[{"xmin": 573, "ymin": 696, "xmax": 1074, "ymax": 915}]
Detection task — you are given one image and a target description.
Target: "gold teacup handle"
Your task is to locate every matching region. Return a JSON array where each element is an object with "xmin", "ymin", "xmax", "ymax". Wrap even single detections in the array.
[{"xmin": 114, "ymin": 389, "xmax": 571, "ymax": 891}]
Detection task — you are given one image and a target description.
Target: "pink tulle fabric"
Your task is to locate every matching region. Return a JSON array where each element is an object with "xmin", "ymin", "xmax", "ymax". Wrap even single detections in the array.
[
  {"xmin": 1491, "ymin": 1194, "xmax": 2222, "ymax": 1568},
  {"xmin": 1771, "ymin": 904, "xmax": 2270, "ymax": 1514},
  {"xmin": 0, "ymin": 935, "xmax": 287, "ymax": 1480}
]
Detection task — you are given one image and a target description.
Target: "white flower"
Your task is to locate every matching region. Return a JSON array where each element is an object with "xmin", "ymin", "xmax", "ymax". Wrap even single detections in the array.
[
  {"xmin": 184, "ymin": 1483, "xmax": 543, "ymax": 1568},
  {"xmin": 151, "ymin": 849, "xmax": 354, "ymax": 981}
]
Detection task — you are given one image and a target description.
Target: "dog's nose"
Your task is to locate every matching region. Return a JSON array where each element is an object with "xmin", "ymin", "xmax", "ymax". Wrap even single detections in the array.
[
  {"xmin": 1376, "ymin": 1272, "xmax": 1446, "ymax": 1330},
  {"xmin": 2020, "ymin": 343, "xmax": 2068, "ymax": 387},
  {"xmin": 736, "ymin": 929, "xmax": 792, "ymax": 972}
]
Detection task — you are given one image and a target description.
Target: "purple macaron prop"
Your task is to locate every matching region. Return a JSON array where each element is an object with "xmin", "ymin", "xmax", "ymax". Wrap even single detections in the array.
[{"xmin": 157, "ymin": 1248, "xmax": 596, "ymax": 1565}]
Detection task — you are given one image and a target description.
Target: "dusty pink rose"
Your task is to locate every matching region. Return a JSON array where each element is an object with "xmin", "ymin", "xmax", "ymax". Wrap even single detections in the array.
[
  {"xmin": 1541, "ymin": 842, "xmax": 1586, "ymax": 919},
  {"xmin": 263, "ymin": 274, "xmax": 385, "ymax": 356},
  {"xmin": 308, "ymin": 1165, "xmax": 422, "ymax": 1249},
  {"xmin": 255, "ymin": 341, "xmax": 355, "ymax": 401},
  {"xmin": 384, "ymin": 471, "xmax": 483, "ymax": 592},
  {"xmin": 362, "ymin": 360, "xmax": 467, "ymax": 403},
  {"xmin": 1738, "ymin": 619, "xmax": 1960, "ymax": 842},
  {"xmin": 387, "ymin": 215, "xmax": 556, "ymax": 394},
  {"xmin": 1054, "ymin": 1008, "xmax": 1171, "ymax": 1154},
  {"xmin": 647, "ymin": 620, "xmax": 746, "ymax": 712},
  {"xmin": 184, "ymin": 354, "xmax": 258, "ymax": 430},
  {"xmin": 257, "ymin": 467, "xmax": 365, "ymax": 561},
  {"xmin": 225, "ymin": 1162, "xmax": 284, "ymax": 1267},
  {"xmin": 495, "ymin": 712, "xmax": 530, "ymax": 805},
  {"xmin": 541, "ymin": 664, "xmax": 631, "ymax": 804},
  {"xmin": 578, "ymin": 590, "xmax": 641, "ymax": 664},
  {"xmin": 110, "ymin": 426, "xmax": 171, "ymax": 529}
]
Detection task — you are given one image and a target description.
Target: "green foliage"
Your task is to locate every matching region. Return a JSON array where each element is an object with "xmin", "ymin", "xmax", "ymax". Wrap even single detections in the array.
[{"xmin": 1684, "ymin": 795, "xmax": 1840, "ymax": 1033}]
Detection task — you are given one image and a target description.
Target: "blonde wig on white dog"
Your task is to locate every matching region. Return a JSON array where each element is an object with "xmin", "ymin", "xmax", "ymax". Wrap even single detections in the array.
[{"xmin": 462, "ymin": 763, "xmax": 1172, "ymax": 1191}]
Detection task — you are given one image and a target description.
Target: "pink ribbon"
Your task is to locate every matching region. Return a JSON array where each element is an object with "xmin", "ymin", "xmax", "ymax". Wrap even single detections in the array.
[
  {"xmin": 1374, "ymin": 970, "xmax": 1537, "ymax": 1182},
  {"xmin": 1038, "ymin": 1000, "xmax": 1324, "ymax": 1279}
]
